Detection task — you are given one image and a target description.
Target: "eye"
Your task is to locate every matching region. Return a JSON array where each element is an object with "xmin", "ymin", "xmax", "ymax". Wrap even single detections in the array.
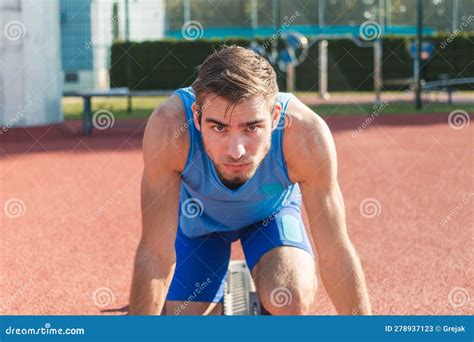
[
  {"xmin": 247, "ymin": 125, "xmax": 258, "ymax": 132},
  {"xmin": 212, "ymin": 125, "xmax": 225, "ymax": 132}
]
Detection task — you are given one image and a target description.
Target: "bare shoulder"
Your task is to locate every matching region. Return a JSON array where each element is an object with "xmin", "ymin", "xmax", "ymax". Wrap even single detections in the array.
[
  {"xmin": 283, "ymin": 95, "xmax": 337, "ymax": 185},
  {"xmin": 142, "ymin": 94, "xmax": 189, "ymax": 176}
]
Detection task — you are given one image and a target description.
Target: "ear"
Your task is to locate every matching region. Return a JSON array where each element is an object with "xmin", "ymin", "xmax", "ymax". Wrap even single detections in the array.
[
  {"xmin": 191, "ymin": 102, "xmax": 201, "ymax": 131},
  {"xmin": 271, "ymin": 102, "xmax": 283, "ymax": 130}
]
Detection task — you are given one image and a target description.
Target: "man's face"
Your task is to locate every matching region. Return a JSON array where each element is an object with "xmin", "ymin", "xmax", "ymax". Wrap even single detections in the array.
[{"xmin": 192, "ymin": 95, "xmax": 281, "ymax": 190}]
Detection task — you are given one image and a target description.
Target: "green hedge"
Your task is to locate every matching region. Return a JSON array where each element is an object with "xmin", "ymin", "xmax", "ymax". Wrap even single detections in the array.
[{"xmin": 110, "ymin": 34, "xmax": 473, "ymax": 92}]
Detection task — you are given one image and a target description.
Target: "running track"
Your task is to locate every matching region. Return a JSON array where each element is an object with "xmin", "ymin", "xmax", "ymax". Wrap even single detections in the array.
[{"xmin": 1, "ymin": 114, "xmax": 472, "ymax": 315}]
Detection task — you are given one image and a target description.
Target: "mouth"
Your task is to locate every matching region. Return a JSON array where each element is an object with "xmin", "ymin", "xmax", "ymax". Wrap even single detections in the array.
[{"xmin": 223, "ymin": 162, "xmax": 251, "ymax": 172}]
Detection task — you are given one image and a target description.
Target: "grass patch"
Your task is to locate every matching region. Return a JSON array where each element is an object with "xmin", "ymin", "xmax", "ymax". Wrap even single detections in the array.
[{"xmin": 62, "ymin": 96, "xmax": 168, "ymax": 121}]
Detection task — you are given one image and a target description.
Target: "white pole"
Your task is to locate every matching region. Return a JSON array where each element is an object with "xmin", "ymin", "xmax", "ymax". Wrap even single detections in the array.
[
  {"xmin": 251, "ymin": 0, "xmax": 258, "ymax": 29},
  {"xmin": 318, "ymin": 1, "xmax": 328, "ymax": 99},
  {"xmin": 374, "ymin": 39, "xmax": 383, "ymax": 105},
  {"xmin": 452, "ymin": 0, "xmax": 459, "ymax": 32},
  {"xmin": 379, "ymin": 0, "xmax": 385, "ymax": 28},
  {"xmin": 386, "ymin": 0, "xmax": 392, "ymax": 27},
  {"xmin": 183, "ymin": 0, "xmax": 191, "ymax": 23},
  {"xmin": 287, "ymin": 64, "xmax": 295, "ymax": 93},
  {"xmin": 318, "ymin": 0, "xmax": 325, "ymax": 28},
  {"xmin": 319, "ymin": 40, "xmax": 329, "ymax": 100}
]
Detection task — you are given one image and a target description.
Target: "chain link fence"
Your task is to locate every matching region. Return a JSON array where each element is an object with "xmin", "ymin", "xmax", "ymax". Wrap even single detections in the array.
[{"xmin": 59, "ymin": 0, "xmax": 473, "ymax": 94}]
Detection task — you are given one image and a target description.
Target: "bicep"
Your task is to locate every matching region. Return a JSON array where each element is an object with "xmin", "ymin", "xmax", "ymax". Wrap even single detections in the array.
[{"xmin": 292, "ymin": 114, "xmax": 351, "ymax": 262}]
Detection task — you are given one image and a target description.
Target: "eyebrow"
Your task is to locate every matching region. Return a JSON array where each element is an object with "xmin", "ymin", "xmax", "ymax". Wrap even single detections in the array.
[{"xmin": 204, "ymin": 118, "xmax": 266, "ymax": 128}]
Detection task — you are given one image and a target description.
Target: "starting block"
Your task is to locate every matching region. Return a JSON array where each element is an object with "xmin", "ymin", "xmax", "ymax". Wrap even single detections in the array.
[{"xmin": 223, "ymin": 260, "xmax": 262, "ymax": 315}]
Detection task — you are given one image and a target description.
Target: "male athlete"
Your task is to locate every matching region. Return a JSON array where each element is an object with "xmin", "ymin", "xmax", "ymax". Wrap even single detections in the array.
[{"xmin": 129, "ymin": 46, "xmax": 371, "ymax": 315}]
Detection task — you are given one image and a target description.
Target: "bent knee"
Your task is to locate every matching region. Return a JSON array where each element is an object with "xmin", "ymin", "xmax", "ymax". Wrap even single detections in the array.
[{"xmin": 260, "ymin": 279, "xmax": 317, "ymax": 315}]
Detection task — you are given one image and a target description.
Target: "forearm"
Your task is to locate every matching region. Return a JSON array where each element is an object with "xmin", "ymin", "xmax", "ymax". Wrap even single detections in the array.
[
  {"xmin": 319, "ymin": 243, "xmax": 371, "ymax": 315},
  {"xmin": 129, "ymin": 243, "xmax": 176, "ymax": 315}
]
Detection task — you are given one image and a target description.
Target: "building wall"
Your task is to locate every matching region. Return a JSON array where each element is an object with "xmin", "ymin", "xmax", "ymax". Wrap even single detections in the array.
[
  {"xmin": 0, "ymin": 0, "xmax": 62, "ymax": 128},
  {"xmin": 60, "ymin": 0, "xmax": 94, "ymax": 92}
]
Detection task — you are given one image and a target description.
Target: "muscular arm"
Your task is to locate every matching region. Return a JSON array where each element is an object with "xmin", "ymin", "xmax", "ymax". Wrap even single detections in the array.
[
  {"xmin": 285, "ymin": 98, "xmax": 371, "ymax": 315},
  {"xmin": 129, "ymin": 96, "xmax": 187, "ymax": 315}
]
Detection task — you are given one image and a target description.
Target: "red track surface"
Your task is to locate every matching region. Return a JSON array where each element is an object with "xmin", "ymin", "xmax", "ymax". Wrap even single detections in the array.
[{"xmin": 1, "ymin": 114, "xmax": 472, "ymax": 315}]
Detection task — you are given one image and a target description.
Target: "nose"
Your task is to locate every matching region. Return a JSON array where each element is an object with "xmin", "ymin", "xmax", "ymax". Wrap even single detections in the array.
[{"xmin": 227, "ymin": 136, "xmax": 246, "ymax": 161}]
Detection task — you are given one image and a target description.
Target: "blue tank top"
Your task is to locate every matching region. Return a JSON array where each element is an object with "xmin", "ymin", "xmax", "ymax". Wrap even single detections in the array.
[{"xmin": 175, "ymin": 86, "xmax": 301, "ymax": 238}]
